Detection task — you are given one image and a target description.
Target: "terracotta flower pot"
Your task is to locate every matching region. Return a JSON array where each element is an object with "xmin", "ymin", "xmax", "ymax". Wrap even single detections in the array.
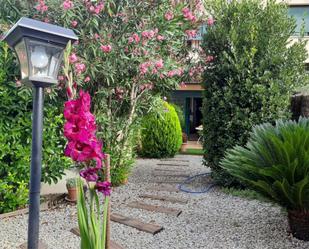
[
  {"xmin": 67, "ymin": 187, "xmax": 77, "ymax": 202},
  {"xmin": 288, "ymin": 209, "xmax": 309, "ymax": 241}
]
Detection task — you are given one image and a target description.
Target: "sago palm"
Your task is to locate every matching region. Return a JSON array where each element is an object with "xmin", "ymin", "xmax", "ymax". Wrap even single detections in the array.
[{"xmin": 221, "ymin": 118, "xmax": 309, "ymax": 241}]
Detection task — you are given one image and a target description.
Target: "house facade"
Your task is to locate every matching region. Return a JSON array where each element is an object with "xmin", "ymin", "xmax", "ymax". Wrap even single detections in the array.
[{"xmin": 170, "ymin": 0, "xmax": 309, "ymax": 140}]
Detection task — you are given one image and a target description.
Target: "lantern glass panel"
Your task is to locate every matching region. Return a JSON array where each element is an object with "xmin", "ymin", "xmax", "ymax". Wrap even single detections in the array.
[
  {"xmin": 14, "ymin": 40, "xmax": 29, "ymax": 79},
  {"xmin": 26, "ymin": 39, "xmax": 63, "ymax": 81}
]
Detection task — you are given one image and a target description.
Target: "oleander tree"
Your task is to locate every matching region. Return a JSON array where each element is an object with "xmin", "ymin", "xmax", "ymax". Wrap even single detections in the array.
[{"xmin": 0, "ymin": 0, "xmax": 208, "ymax": 184}]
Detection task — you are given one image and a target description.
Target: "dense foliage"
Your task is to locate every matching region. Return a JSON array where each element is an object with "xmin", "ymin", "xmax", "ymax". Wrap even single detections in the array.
[
  {"xmin": 171, "ymin": 103, "xmax": 185, "ymax": 131},
  {"xmin": 140, "ymin": 101, "xmax": 182, "ymax": 158},
  {"xmin": 0, "ymin": 0, "xmax": 204, "ymax": 183},
  {"xmin": 221, "ymin": 118, "xmax": 309, "ymax": 211},
  {"xmin": 202, "ymin": 0, "xmax": 309, "ymax": 186},
  {"xmin": 0, "ymin": 42, "xmax": 71, "ymax": 213}
]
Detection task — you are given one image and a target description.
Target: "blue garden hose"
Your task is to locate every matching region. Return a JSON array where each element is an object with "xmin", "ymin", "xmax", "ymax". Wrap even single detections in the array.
[{"xmin": 178, "ymin": 172, "xmax": 216, "ymax": 194}]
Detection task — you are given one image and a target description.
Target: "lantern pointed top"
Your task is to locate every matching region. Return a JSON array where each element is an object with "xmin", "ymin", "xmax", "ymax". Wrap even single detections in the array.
[{"xmin": 3, "ymin": 17, "xmax": 78, "ymax": 48}]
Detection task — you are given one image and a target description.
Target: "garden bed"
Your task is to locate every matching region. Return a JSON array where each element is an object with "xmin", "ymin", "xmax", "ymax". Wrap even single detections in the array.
[{"xmin": 0, "ymin": 155, "xmax": 308, "ymax": 249}]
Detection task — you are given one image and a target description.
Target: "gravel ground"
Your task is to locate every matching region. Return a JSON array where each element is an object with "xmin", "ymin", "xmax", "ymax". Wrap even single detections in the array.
[{"xmin": 1, "ymin": 155, "xmax": 309, "ymax": 249}]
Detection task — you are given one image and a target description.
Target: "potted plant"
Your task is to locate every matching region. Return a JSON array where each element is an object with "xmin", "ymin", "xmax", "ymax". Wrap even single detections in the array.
[
  {"xmin": 221, "ymin": 119, "xmax": 309, "ymax": 241},
  {"xmin": 66, "ymin": 177, "xmax": 79, "ymax": 202},
  {"xmin": 180, "ymin": 132, "xmax": 188, "ymax": 152}
]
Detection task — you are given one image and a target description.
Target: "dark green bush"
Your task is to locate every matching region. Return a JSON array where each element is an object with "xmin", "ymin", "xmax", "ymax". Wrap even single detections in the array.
[
  {"xmin": 202, "ymin": 0, "xmax": 309, "ymax": 186},
  {"xmin": 140, "ymin": 101, "xmax": 182, "ymax": 158},
  {"xmin": 221, "ymin": 118, "xmax": 309, "ymax": 240},
  {"xmin": 0, "ymin": 42, "xmax": 71, "ymax": 213}
]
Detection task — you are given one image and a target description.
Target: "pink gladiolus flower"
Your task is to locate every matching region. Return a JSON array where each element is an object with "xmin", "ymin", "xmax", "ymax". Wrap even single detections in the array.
[
  {"xmin": 96, "ymin": 181, "xmax": 111, "ymax": 196},
  {"xmin": 63, "ymin": 0, "xmax": 73, "ymax": 10},
  {"xmin": 155, "ymin": 59, "xmax": 164, "ymax": 69},
  {"xmin": 75, "ymin": 63, "xmax": 86, "ymax": 74},
  {"xmin": 164, "ymin": 11, "xmax": 174, "ymax": 21},
  {"xmin": 100, "ymin": 45, "xmax": 112, "ymax": 53},
  {"xmin": 80, "ymin": 167, "xmax": 99, "ymax": 182},
  {"xmin": 71, "ymin": 20, "xmax": 78, "ymax": 28},
  {"xmin": 182, "ymin": 7, "xmax": 190, "ymax": 15},
  {"xmin": 69, "ymin": 53, "xmax": 78, "ymax": 63},
  {"xmin": 84, "ymin": 76, "xmax": 91, "ymax": 83},
  {"xmin": 207, "ymin": 17, "xmax": 215, "ymax": 26}
]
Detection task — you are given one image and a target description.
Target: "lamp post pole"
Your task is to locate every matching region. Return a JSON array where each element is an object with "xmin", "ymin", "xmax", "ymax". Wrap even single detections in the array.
[{"xmin": 28, "ymin": 86, "xmax": 44, "ymax": 249}]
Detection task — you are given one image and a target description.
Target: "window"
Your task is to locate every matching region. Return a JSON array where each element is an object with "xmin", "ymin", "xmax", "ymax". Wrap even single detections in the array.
[{"xmin": 288, "ymin": 6, "xmax": 309, "ymax": 36}]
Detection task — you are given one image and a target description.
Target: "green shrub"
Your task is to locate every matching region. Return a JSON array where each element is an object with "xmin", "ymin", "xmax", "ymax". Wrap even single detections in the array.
[
  {"xmin": 221, "ymin": 118, "xmax": 309, "ymax": 210},
  {"xmin": 202, "ymin": 0, "xmax": 309, "ymax": 186},
  {"xmin": 221, "ymin": 118, "xmax": 309, "ymax": 240},
  {"xmin": 170, "ymin": 103, "xmax": 185, "ymax": 131},
  {"xmin": 140, "ymin": 101, "xmax": 182, "ymax": 158},
  {"xmin": 0, "ymin": 42, "xmax": 71, "ymax": 213}
]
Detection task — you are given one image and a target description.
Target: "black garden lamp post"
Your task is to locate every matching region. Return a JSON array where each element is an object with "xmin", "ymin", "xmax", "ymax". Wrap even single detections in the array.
[{"xmin": 2, "ymin": 17, "xmax": 78, "ymax": 249}]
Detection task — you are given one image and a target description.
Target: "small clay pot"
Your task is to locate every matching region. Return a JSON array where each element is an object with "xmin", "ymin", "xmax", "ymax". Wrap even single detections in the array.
[{"xmin": 67, "ymin": 187, "xmax": 77, "ymax": 202}]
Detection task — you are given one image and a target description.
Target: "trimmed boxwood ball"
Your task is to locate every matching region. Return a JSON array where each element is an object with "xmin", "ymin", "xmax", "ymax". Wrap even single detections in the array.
[{"xmin": 140, "ymin": 101, "xmax": 182, "ymax": 158}]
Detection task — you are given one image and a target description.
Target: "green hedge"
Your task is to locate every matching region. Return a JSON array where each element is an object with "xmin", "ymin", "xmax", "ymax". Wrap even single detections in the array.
[
  {"xmin": 202, "ymin": 0, "xmax": 309, "ymax": 186},
  {"xmin": 140, "ymin": 101, "xmax": 182, "ymax": 158},
  {"xmin": 0, "ymin": 42, "xmax": 71, "ymax": 213}
]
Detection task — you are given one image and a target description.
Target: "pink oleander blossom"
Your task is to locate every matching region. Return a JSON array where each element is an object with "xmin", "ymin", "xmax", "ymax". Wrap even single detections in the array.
[
  {"xmin": 96, "ymin": 181, "xmax": 111, "ymax": 196},
  {"xmin": 69, "ymin": 53, "xmax": 78, "ymax": 63},
  {"xmin": 35, "ymin": 0, "xmax": 48, "ymax": 13},
  {"xmin": 71, "ymin": 20, "xmax": 78, "ymax": 27},
  {"xmin": 164, "ymin": 11, "xmax": 174, "ymax": 21},
  {"xmin": 182, "ymin": 7, "xmax": 196, "ymax": 22},
  {"xmin": 63, "ymin": 0, "xmax": 73, "ymax": 10},
  {"xmin": 206, "ymin": 55, "xmax": 214, "ymax": 63},
  {"xmin": 84, "ymin": 76, "xmax": 91, "ymax": 83},
  {"xmin": 157, "ymin": 35, "xmax": 165, "ymax": 41},
  {"xmin": 75, "ymin": 63, "xmax": 86, "ymax": 74},
  {"xmin": 185, "ymin": 30, "xmax": 197, "ymax": 38},
  {"xmin": 207, "ymin": 17, "xmax": 215, "ymax": 26},
  {"xmin": 100, "ymin": 45, "xmax": 112, "ymax": 53},
  {"xmin": 155, "ymin": 59, "xmax": 164, "ymax": 69}
]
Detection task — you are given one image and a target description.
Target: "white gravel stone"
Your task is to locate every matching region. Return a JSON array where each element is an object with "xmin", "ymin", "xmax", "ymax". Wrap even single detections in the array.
[{"xmin": 0, "ymin": 155, "xmax": 308, "ymax": 249}]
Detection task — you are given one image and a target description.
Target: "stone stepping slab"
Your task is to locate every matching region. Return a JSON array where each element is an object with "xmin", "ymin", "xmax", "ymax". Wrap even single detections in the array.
[
  {"xmin": 111, "ymin": 213, "xmax": 164, "ymax": 235},
  {"xmin": 154, "ymin": 180, "xmax": 184, "ymax": 184},
  {"xmin": 153, "ymin": 173, "xmax": 190, "ymax": 178},
  {"xmin": 70, "ymin": 227, "xmax": 124, "ymax": 249},
  {"xmin": 160, "ymin": 159, "xmax": 189, "ymax": 162},
  {"xmin": 147, "ymin": 185, "xmax": 180, "ymax": 193},
  {"xmin": 156, "ymin": 163, "xmax": 189, "ymax": 167},
  {"xmin": 154, "ymin": 168, "xmax": 187, "ymax": 172},
  {"xmin": 139, "ymin": 194, "xmax": 188, "ymax": 204},
  {"xmin": 127, "ymin": 201, "xmax": 182, "ymax": 217}
]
